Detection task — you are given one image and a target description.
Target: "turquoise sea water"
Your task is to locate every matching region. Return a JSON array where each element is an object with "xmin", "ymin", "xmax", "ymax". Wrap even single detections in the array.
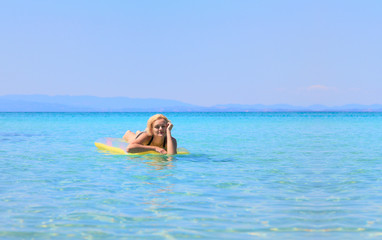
[{"xmin": 1, "ymin": 112, "xmax": 382, "ymax": 239}]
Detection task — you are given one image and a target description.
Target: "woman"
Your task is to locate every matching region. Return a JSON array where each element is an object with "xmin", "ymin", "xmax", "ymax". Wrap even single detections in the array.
[{"xmin": 123, "ymin": 114, "xmax": 177, "ymax": 155}]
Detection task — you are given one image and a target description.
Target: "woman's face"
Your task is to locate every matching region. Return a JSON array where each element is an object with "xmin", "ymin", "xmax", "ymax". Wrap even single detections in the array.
[{"xmin": 152, "ymin": 119, "xmax": 167, "ymax": 137}]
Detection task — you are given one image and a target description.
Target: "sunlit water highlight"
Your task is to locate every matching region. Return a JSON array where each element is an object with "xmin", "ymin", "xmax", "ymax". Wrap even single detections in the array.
[{"xmin": 0, "ymin": 112, "xmax": 382, "ymax": 239}]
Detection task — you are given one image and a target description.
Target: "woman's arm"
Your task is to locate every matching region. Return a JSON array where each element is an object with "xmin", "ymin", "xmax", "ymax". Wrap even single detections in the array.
[
  {"xmin": 166, "ymin": 122, "xmax": 177, "ymax": 155},
  {"xmin": 126, "ymin": 132, "xmax": 167, "ymax": 154},
  {"xmin": 127, "ymin": 143, "xmax": 166, "ymax": 154}
]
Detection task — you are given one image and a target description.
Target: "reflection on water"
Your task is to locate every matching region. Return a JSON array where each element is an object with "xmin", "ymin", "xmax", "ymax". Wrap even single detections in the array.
[
  {"xmin": 125, "ymin": 155, "xmax": 177, "ymax": 223},
  {"xmin": 127, "ymin": 155, "xmax": 176, "ymax": 170},
  {"xmin": 142, "ymin": 181, "xmax": 174, "ymax": 210}
]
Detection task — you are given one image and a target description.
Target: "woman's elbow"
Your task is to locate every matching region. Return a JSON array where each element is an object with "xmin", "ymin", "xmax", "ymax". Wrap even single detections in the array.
[{"xmin": 126, "ymin": 144, "xmax": 135, "ymax": 153}]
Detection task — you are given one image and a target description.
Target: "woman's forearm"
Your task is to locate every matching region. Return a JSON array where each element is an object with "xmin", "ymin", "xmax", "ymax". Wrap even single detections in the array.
[
  {"xmin": 166, "ymin": 132, "xmax": 177, "ymax": 155},
  {"xmin": 127, "ymin": 143, "xmax": 161, "ymax": 153}
]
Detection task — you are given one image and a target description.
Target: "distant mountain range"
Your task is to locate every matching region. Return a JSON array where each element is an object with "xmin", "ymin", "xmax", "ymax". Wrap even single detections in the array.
[{"xmin": 0, "ymin": 95, "xmax": 382, "ymax": 112}]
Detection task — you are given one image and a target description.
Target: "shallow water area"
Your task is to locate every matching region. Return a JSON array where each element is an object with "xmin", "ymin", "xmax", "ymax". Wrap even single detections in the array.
[{"xmin": 1, "ymin": 112, "xmax": 382, "ymax": 239}]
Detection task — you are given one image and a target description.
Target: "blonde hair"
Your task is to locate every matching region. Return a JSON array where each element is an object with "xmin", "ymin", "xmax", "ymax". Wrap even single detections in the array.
[{"xmin": 146, "ymin": 114, "xmax": 169, "ymax": 136}]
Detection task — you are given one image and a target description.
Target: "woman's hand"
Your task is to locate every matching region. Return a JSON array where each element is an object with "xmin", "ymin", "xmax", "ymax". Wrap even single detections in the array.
[
  {"xmin": 155, "ymin": 147, "xmax": 167, "ymax": 154},
  {"xmin": 167, "ymin": 121, "xmax": 173, "ymax": 132}
]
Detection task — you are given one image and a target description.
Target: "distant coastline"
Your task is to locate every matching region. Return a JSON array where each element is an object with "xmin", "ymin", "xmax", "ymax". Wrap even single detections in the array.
[{"xmin": 1, "ymin": 95, "xmax": 381, "ymax": 112}]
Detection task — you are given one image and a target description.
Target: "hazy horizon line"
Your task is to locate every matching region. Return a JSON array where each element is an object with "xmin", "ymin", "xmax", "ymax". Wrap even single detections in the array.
[{"xmin": 1, "ymin": 94, "xmax": 381, "ymax": 108}]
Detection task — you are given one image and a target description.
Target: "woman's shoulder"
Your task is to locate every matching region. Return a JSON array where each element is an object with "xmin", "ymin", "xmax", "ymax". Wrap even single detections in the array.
[
  {"xmin": 136, "ymin": 131, "xmax": 149, "ymax": 138},
  {"xmin": 133, "ymin": 131, "xmax": 152, "ymax": 143}
]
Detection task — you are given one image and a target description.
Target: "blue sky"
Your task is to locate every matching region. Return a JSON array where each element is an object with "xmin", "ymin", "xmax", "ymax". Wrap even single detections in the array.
[{"xmin": 0, "ymin": 0, "xmax": 381, "ymax": 106}]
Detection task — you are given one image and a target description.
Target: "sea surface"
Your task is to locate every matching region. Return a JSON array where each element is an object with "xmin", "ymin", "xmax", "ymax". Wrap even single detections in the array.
[{"xmin": 1, "ymin": 112, "xmax": 382, "ymax": 240}]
